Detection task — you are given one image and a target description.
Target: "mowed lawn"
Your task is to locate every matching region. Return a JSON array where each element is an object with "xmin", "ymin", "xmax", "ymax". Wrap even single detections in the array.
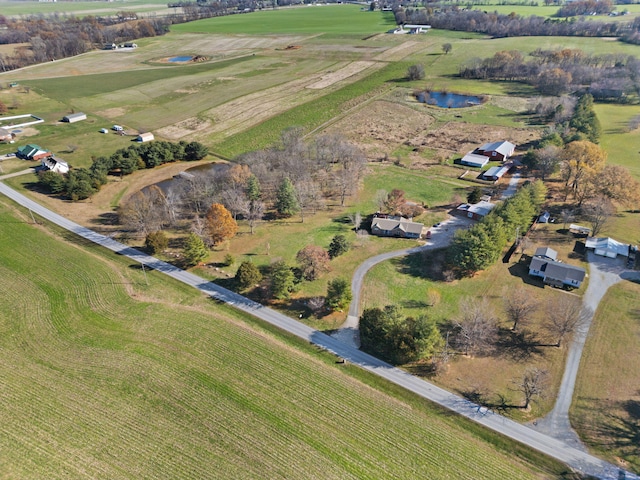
[
  {"xmin": 171, "ymin": 4, "xmax": 397, "ymax": 37},
  {"xmin": 571, "ymin": 280, "xmax": 640, "ymax": 474},
  {"xmin": 0, "ymin": 198, "xmax": 564, "ymax": 479}
]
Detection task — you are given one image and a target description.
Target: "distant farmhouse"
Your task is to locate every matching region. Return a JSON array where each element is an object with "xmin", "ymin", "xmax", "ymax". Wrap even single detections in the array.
[
  {"xmin": 41, "ymin": 156, "xmax": 69, "ymax": 174},
  {"xmin": 62, "ymin": 112, "xmax": 86, "ymax": 123},
  {"xmin": 585, "ymin": 237, "xmax": 630, "ymax": 258},
  {"xmin": 460, "ymin": 140, "xmax": 516, "ymax": 168},
  {"xmin": 455, "ymin": 200, "xmax": 495, "ymax": 221},
  {"xmin": 371, "ymin": 214, "xmax": 424, "ymax": 239},
  {"xmin": 528, "ymin": 246, "xmax": 586, "ymax": 289},
  {"xmin": 17, "ymin": 144, "xmax": 51, "ymax": 161}
]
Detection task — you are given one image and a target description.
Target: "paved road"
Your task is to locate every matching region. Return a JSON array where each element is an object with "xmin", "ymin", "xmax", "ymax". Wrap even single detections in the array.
[
  {"xmin": 332, "ymin": 215, "xmax": 473, "ymax": 348},
  {"xmin": 533, "ymin": 253, "xmax": 640, "ymax": 448},
  {"xmin": 0, "ymin": 182, "xmax": 637, "ymax": 480}
]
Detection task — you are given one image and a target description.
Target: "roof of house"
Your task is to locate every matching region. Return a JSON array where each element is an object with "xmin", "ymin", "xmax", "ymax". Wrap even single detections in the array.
[
  {"xmin": 585, "ymin": 237, "xmax": 630, "ymax": 256},
  {"xmin": 18, "ymin": 144, "xmax": 48, "ymax": 157},
  {"xmin": 460, "ymin": 152, "xmax": 490, "ymax": 167},
  {"xmin": 544, "ymin": 262, "xmax": 586, "ymax": 283},
  {"xmin": 372, "ymin": 217, "xmax": 424, "ymax": 235},
  {"xmin": 477, "ymin": 140, "xmax": 515, "ymax": 157},
  {"xmin": 529, "ymin": 256, "xmax": 550, "ymax": 272},
  {"xmin": 456, "ymin": 200, "xmax": 495, "ymax": 217},
  {"xmin": 534, "ymin": 246, "xmax": 557, "ymax": 260}
]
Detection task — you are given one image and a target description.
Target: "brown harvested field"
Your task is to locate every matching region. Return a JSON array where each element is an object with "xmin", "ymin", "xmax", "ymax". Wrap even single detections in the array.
[
  {"xmin": 306, "ymin": 60, "xmax": 377, "ymax": 89},
  {"xmin": 324, "ymin": 98, "xmax": 541, "ymax": 163}
]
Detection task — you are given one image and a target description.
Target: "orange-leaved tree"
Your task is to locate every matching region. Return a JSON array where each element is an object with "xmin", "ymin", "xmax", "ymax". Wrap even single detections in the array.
[{"xmin": 205, "ymin": 203, "xmax": 238, "ymax": 245}]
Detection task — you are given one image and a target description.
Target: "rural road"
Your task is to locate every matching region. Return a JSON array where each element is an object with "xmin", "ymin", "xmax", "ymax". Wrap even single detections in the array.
[
  {"xmin": 331, "ymin": 215, "xmax": 473, "ymax": 348},
  {"xmin": 0, "ymin": 182, "xmax": 637, "ymax": 480},
  {"xmin": 533, "ymin": 253, "xmax": 640, "ymax": 447}
]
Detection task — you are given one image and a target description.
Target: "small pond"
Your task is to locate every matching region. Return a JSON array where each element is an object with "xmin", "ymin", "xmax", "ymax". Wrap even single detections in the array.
[
  {"xmin": 168, "ymin": 55, "xmax": 194, "ymax": 63},
  {"xmin": 416, "ymin": 91, "xmax": 484, "ymax": 108}
]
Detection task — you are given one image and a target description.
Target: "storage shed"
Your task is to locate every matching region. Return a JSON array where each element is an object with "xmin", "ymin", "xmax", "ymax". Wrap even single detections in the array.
[
  {"xmin": 62, "ymin": 112, "xmax": 86, "ymax": 123},
  {"xmin": 136, "ymin": 132, "xmax": 155, "ymax": 143},
  {"xmin": 585, "ymin": 237, "xmax": 630, "ymax": 258}
]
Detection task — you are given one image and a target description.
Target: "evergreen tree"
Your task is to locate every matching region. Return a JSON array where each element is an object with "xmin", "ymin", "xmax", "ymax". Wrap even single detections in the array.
[
  {"xmin": 326, "ymin": 278, "xmax": 352, "ymax": 311},
  {"xmin": 275, "ymin": 177, "xmax": 299, "ymax": 217},
  {"xmin": 236, "ymin": 261, "xmax": 262, "ymax": 290},
  {"xmin": 182, "ymin": 233, "xmax": 208, "ymax": 267},
  {"xmin": 570, "ymin": 94, "xmax": 601, "ymax": 144},
  {"xmin": 270, "ymin": 261, "xmax": 296, "ymax": 299},
  {"xmin": 328, "ymin": 234, "xmax": 350, "ymax": 259},
  {"xmin": 145, "ymin": 230, "xmax": 168, "ymax": 254},
  {"xmin": 467, "ymin": 186, "xmax": 483, "ymax": 204},
  {"xmin": 246, "ymin": 174, "xmax": 261, "ymax": 201}
]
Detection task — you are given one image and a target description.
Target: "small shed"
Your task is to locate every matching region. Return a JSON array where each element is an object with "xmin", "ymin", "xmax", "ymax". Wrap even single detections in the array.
[
  {"xmin": 136, "ymin": 132, "xmax": 155, "ymax": 143},
  {"xmin": 538, "ymin": 211, "xmax": 550, "ymax": 223},
  {"xmin": 455, "ymin": 200, "xmax": 495, "ymax": 221},
  {"xmin": 62, "ymin": 112, "xmax": 87, "ymax": 123}
]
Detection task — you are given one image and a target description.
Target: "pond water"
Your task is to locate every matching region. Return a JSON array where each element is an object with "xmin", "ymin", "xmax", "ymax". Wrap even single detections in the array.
[
  {"xmin": 416, "ymin": 91, "xmax": 483, "ymax": 108},
  {"xmin": 168, "ymin": 56, "xmax": 194, "ymax": 63}
]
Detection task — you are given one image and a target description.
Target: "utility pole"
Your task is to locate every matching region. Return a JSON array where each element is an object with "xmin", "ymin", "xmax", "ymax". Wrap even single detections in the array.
[
  {"xmin": 141, "ymin": 263, "xmax": 149, "ymax": 286},
  {"xmin": 29, "ymin": 209, "xmax": 37, "ymax": 224}
]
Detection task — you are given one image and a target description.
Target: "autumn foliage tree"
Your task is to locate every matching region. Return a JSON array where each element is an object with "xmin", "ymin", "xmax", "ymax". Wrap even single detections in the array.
[
  {"xmin": 205, "ymin": 203, "xmax": 238, "ymax": 246},
  {"xmin": 296, "ymin": 245, "xmax": 331, "ymax": 281}
]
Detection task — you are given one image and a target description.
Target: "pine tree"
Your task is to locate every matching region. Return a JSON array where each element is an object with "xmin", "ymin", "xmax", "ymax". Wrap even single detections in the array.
[
  {"xmin": 236, "ymin": 261, "xmax": 262, "ymax": 290},
  {"xmin": 246, "ymin": 174, "xmax": 261, "ymax": 201},
  {"xmin": 327, "ymin": 278, "xmax": 352, "ymax": 311},
  {"xmin": 183, "ymin": 233, "xmax": 208, "ymax": 266},
  {"xmin": 270, "ymin": 261, "xmax": 295, "ymax": 299},
  {"xmin": 275, "ymin": 177, "xmax": 299, "ymax": 217},
  {"xmin": 328, "ymin": 234, "xmax": 350, "ymax": 259}
]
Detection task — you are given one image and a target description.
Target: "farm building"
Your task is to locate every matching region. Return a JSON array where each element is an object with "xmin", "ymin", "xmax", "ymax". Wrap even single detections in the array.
[
  {"xmin": 529, "ymin": 248, "xmax": 586, "ymax": 289},
  {"xmin": 17, "ymin": 144, "xmax": 51, "ymax": 161},
  {"xmin": 538, "ymin": 211, "xmax": 550, "ymax": 223},
  {"xmin": 371, "ymin": 215, "xmax": 424, "ymax": 239},
  {"xmin": 136, "ymin": 132, "xmax": 155, "ymax": 143},
  {"xmin": 455, "ymin": 200, "xmax": 495, "ymax": 221},
  {"xmin": 41, "ymin": 156, "xmax": 69, "ymax": 174},
  {"xmin": 474, "ymin": 141, "xmax": 515, "ymax": 161},
  {"xmin": 585, "ymin": 237, "xmax": 629, "ymax": 258},
  {"xmin": 62, "ymin": 112, "xmax": 87, "ymax": 123},
  {"xmin": 460, "ymin": 152, "xmax": 490, "ymax": 168},
  {"xmin": 482, "ymin": 161, "xmax": 513, "ymax": 181},
  {"xmin": 0, "ymin": 127, "xmax": 15, "ymax": 143}
]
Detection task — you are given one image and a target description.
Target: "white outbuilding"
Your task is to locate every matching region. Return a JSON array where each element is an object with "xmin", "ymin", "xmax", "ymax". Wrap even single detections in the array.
[
  {"xmin": 62, "ymin": 112, "xmax": 87, "ymax": 123},
  {"xmin": 585, "ymin": 237, "xmax": 630, "ymax": 258},
  {"xmin": 136, "ymin": 132, "xmax": 155, "ymax": 143}
]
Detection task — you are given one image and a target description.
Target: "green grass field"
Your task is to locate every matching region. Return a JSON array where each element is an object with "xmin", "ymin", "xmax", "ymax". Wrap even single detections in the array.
[
  {"xmin": 0, "ymin": 196, "xmax": 570, "ymax": 479},
  {"xmin": 172, "ymin": 5, "xmax": 397, "ymax": 37},
  {"xmin": 0, "ymin": 0, "xmax": 166, "ymax": 16},
  {"xmin": 571, "ymin": 280, "xmax": 640, "ymax": 474}
]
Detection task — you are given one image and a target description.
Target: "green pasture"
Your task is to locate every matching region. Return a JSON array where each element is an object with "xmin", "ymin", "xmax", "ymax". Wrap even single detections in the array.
[
  {"xmin": 595, "ymin": 103, "xmax": 640, "ymax": 179},
  {"xmin": 0, "ymin": 0, "xmax": 164, "ymax": 16},
  {"xmin": 172, "ymin": 5, "xmax": 397, "ymax": 37},
  {"xmin": 572, "ymin": 280, "xmax": 640, "ymax": 474},
  {"xmin": 0, "ymin": 197, "xmax": 569, "ymax": 479}
]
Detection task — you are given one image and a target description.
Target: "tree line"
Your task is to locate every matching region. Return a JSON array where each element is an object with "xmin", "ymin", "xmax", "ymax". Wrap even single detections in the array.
[
  {"xmin": 460, "ymin": 48, "xmax": 640, "ymax": 101},
  {"xmin": 38, "ymin": 140, "xmax": 208, "ymax": 200},
  {"xmin": 399, "ymin": 6, "xmax": 631, "ymax": 39}
]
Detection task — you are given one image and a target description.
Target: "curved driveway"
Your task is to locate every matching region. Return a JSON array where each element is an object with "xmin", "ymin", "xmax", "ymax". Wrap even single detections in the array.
[{"xmin": 0, "ymin": 182, "xmax": 636, "ymax": 480}]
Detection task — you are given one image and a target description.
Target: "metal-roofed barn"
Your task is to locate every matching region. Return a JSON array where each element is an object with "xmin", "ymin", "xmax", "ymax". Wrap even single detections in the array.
[{"xmin": 62, "ymin": 112, "xmax": 87, "ymax": 123}]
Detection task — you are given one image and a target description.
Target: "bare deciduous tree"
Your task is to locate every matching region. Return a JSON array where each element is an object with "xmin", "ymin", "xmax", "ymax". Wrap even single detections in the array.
[
  {"xmin": 560, "ymin": 208, "xmax": 574, "ymax": 230},
  {"xmin": 504, "ymin": 287, "xmax": 537, "ymax": 331},
  {"xmin": 545, "ymin": 297, "xmax": 590, "ymax": 347},
  {"xmin": 513, "ymin": 368, "xmax": 549, "ymax": 409},
  {"xmin": 348, "ymin": 211, "xmax": 362, "ymax": 231},
  {"xmin": 455, "ymin": 298, "xmax": 498, "ymax": 356},
  {"xmin": 582, "ymin": 196, "xmax": 615, "ymax": 237}
]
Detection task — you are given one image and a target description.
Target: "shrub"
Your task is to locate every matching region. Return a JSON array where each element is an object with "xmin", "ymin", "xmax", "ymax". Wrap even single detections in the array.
[{"xmin": 145, "ymin": 231, "xmax": 168, "ymax": 254}]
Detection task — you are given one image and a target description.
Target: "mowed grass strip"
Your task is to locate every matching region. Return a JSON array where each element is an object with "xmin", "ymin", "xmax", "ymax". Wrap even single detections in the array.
[
  {"xmin": 0, "ymin": 198, "xmax": 565, "ymax": 479},
  {"xmin": 571, "ymin": 280, "xmax": 640, "ymax": 474}
]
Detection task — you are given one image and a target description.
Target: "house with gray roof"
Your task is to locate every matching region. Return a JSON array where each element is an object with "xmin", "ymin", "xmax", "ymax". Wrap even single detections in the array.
[
  {"xmin": 529, "ymin": 247, "xmax": 586, "ymax": 289},
  {"xmin": 371, "ymin": 215, "xmax": 424, "ymax": 239}
]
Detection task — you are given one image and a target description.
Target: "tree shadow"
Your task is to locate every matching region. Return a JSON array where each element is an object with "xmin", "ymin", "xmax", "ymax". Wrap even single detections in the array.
[
  {"xmin": 458, "ymin": 388, "xmax": 520, "ymax": 413},
  {"xmin": 90, "ymin": 212, "xmax": 119, "ymax": 226},
  {"xmin": 400, "ymin": 299, "xmax": 432, "ymax": 309},
  {"xmin": 494, "ymin": 328, "xmax": 545, "ymax": 361},
  {"xmin": 507, "ymin": 258, "xmax": 545, "ymax": 288},
  {"xmin": 396, "ymin": 249, "xmax": 447, "ymax": 281}
]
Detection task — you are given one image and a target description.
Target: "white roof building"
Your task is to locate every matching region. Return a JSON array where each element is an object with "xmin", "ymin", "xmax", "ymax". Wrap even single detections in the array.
[
  {"xmin": 585, "ymin": 237, "xmax": 630, "ymax": 258},
  {"xmin": 136, "ymin": 132, "xmax": 155, "ymax": 143},
  {"xmin": 460, "ymin": 152, "xmax": 490, "ymax": 168},
  {"xmin": 41, "ymin": 156, "xmax": 69, "ymax": 174}
]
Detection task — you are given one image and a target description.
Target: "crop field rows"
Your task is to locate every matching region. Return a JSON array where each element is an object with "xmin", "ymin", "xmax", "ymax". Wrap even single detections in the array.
[{"xmin": 0, "ymin": 197, "xmax": 556, "ymax": 479}]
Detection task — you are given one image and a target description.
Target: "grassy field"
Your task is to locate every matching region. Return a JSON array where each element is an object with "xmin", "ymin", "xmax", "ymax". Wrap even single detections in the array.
[
  {"xmin": 172, "ymin": 5, "xmax": 397, "ymax": 37},
  {"xmin": 0, "ymin": 196, "xmax": 571, "ymax": 479},
  {"xmin": 571, "ymin": 280, "xmax": 640, "ymax": 474},
  {"xmin": 0, "ymin": 0, "xmax": 167, "ymax": 16}
]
